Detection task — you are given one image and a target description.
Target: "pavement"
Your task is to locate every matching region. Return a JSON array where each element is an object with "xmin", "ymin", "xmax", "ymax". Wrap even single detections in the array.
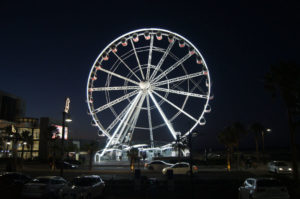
[{"xmin": 1, "ymin": 161, "xmax": 300, "ymax": 199}]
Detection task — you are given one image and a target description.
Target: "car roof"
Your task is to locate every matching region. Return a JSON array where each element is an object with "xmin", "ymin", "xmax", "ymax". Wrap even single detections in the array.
[
  {"xmin": 246, "ymin": 177, "xmax": 277, "ymax": 181},
  {"xmin": 76, "ymin": 175, "xmax": 101, "ymax": 178},
  {"xmin": 175, "ymin": 162, "xmax": 189, "ymax": 165},
  {"xmin": 36, "ymin": 176, "xmax": 65, "ymax": 180}
]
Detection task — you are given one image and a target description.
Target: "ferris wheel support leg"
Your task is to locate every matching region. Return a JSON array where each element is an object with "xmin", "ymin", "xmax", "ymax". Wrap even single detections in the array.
[
  {"xmin": 148, "ymin": 91, "xmax": 177, "ymax": 140},
  {"xmin": 113, "ymin": 92, "xmax": 144, "ymax": 146},
  {"xmin": 146, "ymin": 95, "xmax": 154, "ymax": 148},
  {"xmin": 120, "ymin": 93, "xmax": 146, "ymax": 144},
  {"xmin": 99, "ymin": 92, "xmax": 142, "ymax": 158}
]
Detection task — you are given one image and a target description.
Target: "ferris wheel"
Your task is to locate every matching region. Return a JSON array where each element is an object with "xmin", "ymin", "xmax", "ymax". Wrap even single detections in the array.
[{"xmin": 87, "ymin": 28, "xmax": 212, "ymax": 157}]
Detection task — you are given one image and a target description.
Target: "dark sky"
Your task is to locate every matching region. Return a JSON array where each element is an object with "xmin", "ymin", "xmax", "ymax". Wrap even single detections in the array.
[{"xmin": 0, "ymin": 0, "xmax": 299, "ymax": 150}]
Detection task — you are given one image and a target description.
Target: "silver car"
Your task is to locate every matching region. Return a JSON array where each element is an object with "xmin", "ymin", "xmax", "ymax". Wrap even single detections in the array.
[
  {"xmin": 59, "ymin": 175, "xmax": 105, "ymax": 199},
  {"xmin": 268, "ymin": 161, "xmax": 292, "ymax": 174},
  {"xmin": 22, "ymin": 176, "xmax": 67, "ymax": 198},
  {"xmin": 238, "ymin": 178, "xmax": 289, "ymax": 199}
]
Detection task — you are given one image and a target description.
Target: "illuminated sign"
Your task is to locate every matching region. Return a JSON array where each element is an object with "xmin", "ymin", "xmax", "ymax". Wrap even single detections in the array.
[{"xmin": 52, "ymin": 125, "xmax": 68, "ymax": 140}]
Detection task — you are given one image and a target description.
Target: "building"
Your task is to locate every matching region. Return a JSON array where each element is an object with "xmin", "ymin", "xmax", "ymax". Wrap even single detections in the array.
[{"xmin": 0, "ymin": 90, "xmax": 25, "ymax": 121}]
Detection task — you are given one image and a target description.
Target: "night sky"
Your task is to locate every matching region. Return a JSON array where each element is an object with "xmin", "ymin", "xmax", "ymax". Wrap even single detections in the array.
[{"xmin": 0, "ymin": 1, "xmax": 299, "ymax": 150}]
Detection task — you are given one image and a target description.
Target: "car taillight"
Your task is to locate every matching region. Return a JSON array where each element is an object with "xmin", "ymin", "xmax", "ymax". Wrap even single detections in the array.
[{"xmin": 257, "ymin": 188, "xmax": 266, "ymax": 192}]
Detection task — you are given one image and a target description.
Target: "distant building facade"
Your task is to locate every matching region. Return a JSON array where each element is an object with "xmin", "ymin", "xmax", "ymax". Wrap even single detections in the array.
[{"xmin": 0, "ymin": 90, "xmax": 25, "ymax": 121}]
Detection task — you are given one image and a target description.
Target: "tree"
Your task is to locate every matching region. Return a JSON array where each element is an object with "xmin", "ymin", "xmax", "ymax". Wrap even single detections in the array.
[
  {"xmin": 264, "ymin": 61, "xmax": 300, "ymax": 181},
  {"xmin": 20, "ymin": 130, "xmax": 31, "ymax": 161},
  {"xmin": 249, "ymin": 123, "xmax": 265, "ymax": 162},
  {"xmin": 127, "ymin": 147, "xmax": 139, "ymax": 171},
  {"xmin": 83, "ymin": 140, "xmax": 99, "ymax": 170},
  {"xmin": 218, "ymin": 122, "xmax": 246, "ymax": 171}
]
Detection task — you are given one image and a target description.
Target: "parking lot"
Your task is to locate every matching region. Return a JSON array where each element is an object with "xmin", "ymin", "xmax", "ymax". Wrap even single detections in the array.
[{"xmin": 1, "ymin": 162, "xmax": 300, "ymax": 199}]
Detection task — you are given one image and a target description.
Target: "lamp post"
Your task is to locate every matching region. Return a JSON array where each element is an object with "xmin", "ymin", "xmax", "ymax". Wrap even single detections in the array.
[
  {"xmin": 262, "ymin": 128, "xmax": 271, "ymax": 162},
  {"xmin": 60, "ymin": 97, "xmax": 71, "ymax": 177}
]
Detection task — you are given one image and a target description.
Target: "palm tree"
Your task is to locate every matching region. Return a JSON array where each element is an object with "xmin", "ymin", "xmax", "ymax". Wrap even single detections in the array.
[
  {"xmin": 127, "ymin": 147, "xmax": 139, "ymax": 171},
  {"xmin": 249, "ymin": 123, "xmax": 265, "ymax": 162},
  {"xmin": 20, "ymin": 130, "xmax": 31, "ymax": 160},
  {"xmin": 218, "ymin": 122, "xmax": 246, "ymax": 171},
  {"xmin": 264, "ymin": 61, "xmax": 300, "ymax": 181},
  {"xmin": 84, "ymin": 140, "xmax": 99, "ymax": 170}
]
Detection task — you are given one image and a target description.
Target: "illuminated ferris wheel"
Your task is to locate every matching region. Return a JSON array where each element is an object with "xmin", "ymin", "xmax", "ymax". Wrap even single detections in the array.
[{"xmin": 87, "ymin": 28, "xmax": 212, "ymax": 157}]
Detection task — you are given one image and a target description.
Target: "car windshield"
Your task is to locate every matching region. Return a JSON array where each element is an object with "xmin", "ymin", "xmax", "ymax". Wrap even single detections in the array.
[
  {"xmin": 72, "ymin": 177, "xmax": 99, "ymax": 186},
  {"xmin": 257, "ymin": 180, "xmax": 283, "ymax": 187},
  {"xmin": 31, "ymin": 178, "xmax": 51, "ymax": 184},
  {"xmin": 276, "ymin": 162, "xmax": 287, "ymax": 166}
]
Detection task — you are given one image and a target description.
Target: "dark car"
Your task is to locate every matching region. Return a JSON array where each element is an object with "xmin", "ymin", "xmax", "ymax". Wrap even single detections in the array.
[
  {"xmin": 59, "ymin": 175, "xmax": 105, "ymax": 199},
  {"xmin": 65, "ymin": 159, "xmax": 81, "ymax": 166},
  {"xmin": 0, "ymin": 172, "xmax": 32, "ymax": 198},
  {"xmin": 55, "ymin": 161, "xmax": 79, "ymax": 169},
  {"xmin": 0, "ymin": 172, "xmax": 31, "ymax": 186}
]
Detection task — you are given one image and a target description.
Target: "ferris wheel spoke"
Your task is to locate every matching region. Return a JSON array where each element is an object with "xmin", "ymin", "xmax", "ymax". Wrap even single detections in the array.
[
  {"xmin": 152, "ymin": 86, "xmax": 208, "ymax": 99},
  {"xmin": 146, "ymin": 95, "xmax": 154, "ymax": 148},
  {"xmin": 92, "ymin": 86, "xmax": 139, "ymax": 92},
  {"xmin": 151, "ymin": 53, "xmax": 192, "ymax": 83},
  {"xmin": 189, "ymin": 78, "xmax": 205, "ymax": 94},
  {"xmin": 106, "ymin": 101, "xmax": 132, "ymax": 133},
  {"xmin": 100, "ymin": 92, "xmax": 142, "ymax": 156},
  {"xmin": 152, "ymin": 71, "xmax": 205, "ymax": 87},
  {"xmin": 93, "ymin": 90, "xmax": 139, "ymax": 114},
  {"xmin": 152, "ymin": 90, "xmax": 198, "ymax": 123},
  {"xmin": 146, "ymin": 35, "xmax": 154, "ymax": 80},
  {"xmin": 130, "ymin": 39, "xmax": 145, "ymax": 80},
  {"xmin": 99, "ymin": 67, "xmax": 140, "ymax": 86},
  {"xmin": 150, "ymin": 40, "xmax": 174, "ymax": 81},
  {"xmin": 95, "ymin": 121, "xmax": 112, "ymax": 138},
  {"xmin": 112, "ymin": 52, "xmax": 142, "ymax": 81},
  {"xmin": 148, "ymin": 91, "xmax": 177, "ymax": 140}
]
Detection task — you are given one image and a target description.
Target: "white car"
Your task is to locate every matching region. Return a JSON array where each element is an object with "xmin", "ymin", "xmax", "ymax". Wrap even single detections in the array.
[
  {"xmin": 145, "ymin": 160, "xmax": 173, "ymax": 171},
  {"xmin": 59, "ymin": 175, "xmax": 105, "ymax": 199},
  {"xmin": 162, "ymin": 162, "xmax": 198, "ymax": 175},
  {"xmin": 22, "ymin": 176, "xmax": 67, "ymax": 198},
  {"xmin": 268, "ymin": 161, "xmax": 292, "ymax": 174},
  {"xmin": 238, "ymin": 178, "xmax": 289, "ymax": 199}
]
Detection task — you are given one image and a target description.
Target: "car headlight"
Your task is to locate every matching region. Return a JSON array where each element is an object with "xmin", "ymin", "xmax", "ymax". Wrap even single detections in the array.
[
  {"xmin": 279, "ymin": 168, "xmax": 283, "ymax": 171},
  {"xmin": 288, "ymin": 168, "xmax": 292, "ymax": 171}
]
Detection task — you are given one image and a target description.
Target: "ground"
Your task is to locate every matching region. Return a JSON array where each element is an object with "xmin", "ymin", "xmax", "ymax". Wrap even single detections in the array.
[{"xmin": 1, "ymin": 161, "xmax": 300, "ymax": 199}]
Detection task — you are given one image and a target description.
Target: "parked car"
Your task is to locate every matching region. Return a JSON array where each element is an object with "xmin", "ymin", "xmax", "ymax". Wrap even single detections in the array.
[
  {"xmin": 56, "ymin": 161, "xmax": 79, "ymax": 169},
  {"xmin": 0, "ymin": 172, "xmax": 31, "ymax": 186},
  {"xmin": 238, "ymin": 177, "xmax": 289, "ymax": 199},
  {"xmin": 268, "ymin": 161, "xmax": 292, "ymax": 174},
  {"xmin": 144, "ymin": 160, "xmax": 173, "ymax": 171},
  {"xmin": 59, "ymin": 175, "xmax": 105, "ymax": 199},
  {"xmin": 162, "ymin": 162, "xmax": 198, "ymax": 175},
  {"xmin": 65, "ymin": 159, "xmax": 81, "ymax": 166},
  {"xmin": 22, "ymin": 176, "xmax": 67, "ymax": 198},
  {"xmin": 0, "ymin": 172, "xmax": 31, "ymax": 198}
]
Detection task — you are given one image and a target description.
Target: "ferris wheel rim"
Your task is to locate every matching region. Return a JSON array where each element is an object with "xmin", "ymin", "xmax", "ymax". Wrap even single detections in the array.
[{"xmin": 86, "ymin": 28, "xmax": 211, "ymax": 144}]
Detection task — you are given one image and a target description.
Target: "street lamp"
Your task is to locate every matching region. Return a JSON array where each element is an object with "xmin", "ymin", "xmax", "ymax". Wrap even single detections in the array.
[
  {"xmin": 60, "ymin": 97, "xmax": 71, "ymax": 177},
  {"xmin": 6, "ymin": 142, "xmax": 11, "ymax": 157},
  {"xmin": 262, "ymin": 128, "xmax": 271, "ymax": 161}
]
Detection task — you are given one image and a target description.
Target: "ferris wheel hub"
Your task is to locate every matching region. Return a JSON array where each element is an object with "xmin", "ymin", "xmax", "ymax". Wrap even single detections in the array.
[{"xmin": 139, "ymin": 81, "xmax": 150, "ymax": 90}]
